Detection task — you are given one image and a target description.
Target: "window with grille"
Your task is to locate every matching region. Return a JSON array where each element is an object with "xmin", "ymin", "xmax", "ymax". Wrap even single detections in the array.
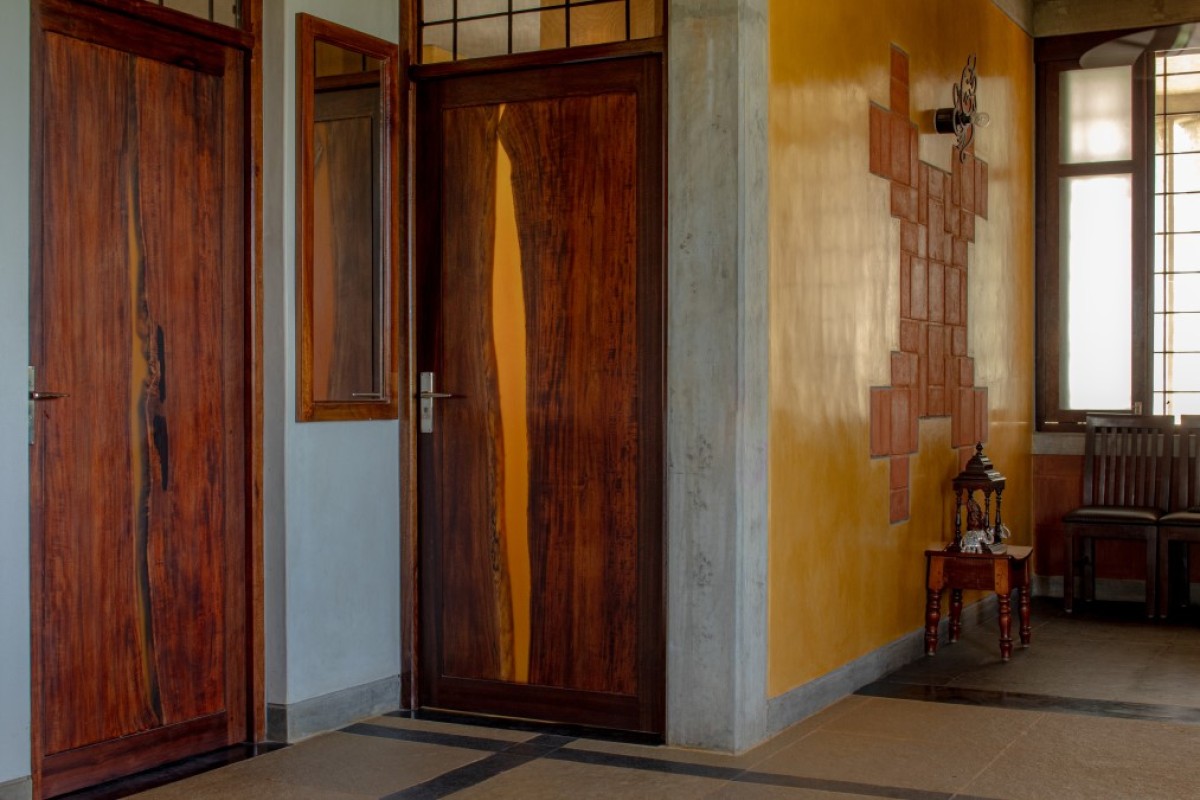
[
  {"xmin": 419, "ymin": 0, "xmax": 662, "ymax": 64},
  {"xmin": 1154, "ymin": 50, "xmax": 1200, "ymax": 419}
]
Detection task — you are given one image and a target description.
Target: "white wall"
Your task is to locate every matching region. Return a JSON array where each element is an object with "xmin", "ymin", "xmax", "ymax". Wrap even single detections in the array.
[
  {"xmin": 262, "ymin": 0, "xmax": 402, "ymax": 707},
  {"xmin": 0, "ymin": 2, "xmax": 31, "ymax": 786}
]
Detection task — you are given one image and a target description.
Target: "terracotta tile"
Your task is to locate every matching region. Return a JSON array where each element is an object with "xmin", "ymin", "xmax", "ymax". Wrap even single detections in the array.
[
  {"xmin": 960, "ymin": 356, "xmax": 974, "ymax": 388},
  {"xmin": 917, "ymin": 342, "xmax": 930, "ymax": 417},
  {"xmin": 900, "ymin": 320, "xmax": 920, "ymax": 353},
  {"xmin": 917, "ymin": 322, "xmax": 929, "ymax": 356},
  {"xmin": 909, "ymin": 126, "xmax": 920, "ymax": 190},
  {"xmin": 891, "ymin": 114, "xmax": 912, "ymax": 186},
  {"xmin": 900, "ymin": 253, "xmax": 912, "ymax": 319},
  {"xmin": 891, "ymin": 77, "xmax": 909, "ymax": 118},
  {"xmin": 927, "ymin": 201, "xmax": 945, "ymax": 262},
  {"xmin": 892, "ymin": 351, "xmax": 918, "ymax": 387},
  {"xmin": 951, "ymin": 151, "xmax": 962, "ymax": 208},
  {"xmin": 945, "ymin": 267, "xmax": 962, "ymax": 326},
  {"xmin": 961, "ymin": 153, "xmax": 976, "ymax": 214},
  {"xmin": 952, "ymin": 237, "xmax": 968, "ymax": 268},
  {"xmin": 952, "ymin": 325, "xmax": 967, "ymax": 356},
  {"xmin": 869, "ymin": 104, "xmax": 885, "ymax": 177},
  {"xmin": 909, "ymin": 394, "xmax": 920, "ymax": 452},
  {"xmin": 978, "ymin": 161, "xmax": 988, "ymax": 219},
  {"xmin": 891, "ymin": 454, "xmax": 910, "ymax": 491},
  {"xmin": 900, "ymin": 220, "xmax": 920, "ymax": 255},
  {"xmin": 871, "ymin": 387, "xmax": 891, "ymax": 457},
  {"xmin": 928, "ymin": 385, "xmax": 945, "ymax": 417},
  {"xmin": 917, "ymin": 222, "xmax": 928, "ymax": 259},
  {"xmin": 910, "ymin": 257, "xmax": 928, "ymax": 320},
  {"xmin": 891, "ymin": 183, "xmax": 917, "ymax": 222},
  {"xmin": 928, "ymin": 262, "xmax": 945, "ymax": 324},
  {"xmin": 891, "ymin": 45, "xmax": 909, "ymax": 84},
  {"xmin": 918, "ymin": 164, "xmax": 929, "ymax": 225},
  {"xmin": 943, "ymin": 173, "xmax": 953, "ymax": 211},
  {"xmin": 955, "ymin": 387, "xmax": 976, "ymax": 448},
  {"xmin": 891, "ymin": 387, "xmax": 914, "ymax": 454},
  {"xmin": 928, "ymin": 323, "xmax": 945, "ymax": 385},
  {"xmin": 890, "ymin": 487, "xmax": 910, "ymax": 523},
  {"xmin": 946, "ymin": 356, "xmax": 960, "ymax": 395},
  {"xmin": 960, "ymin": 276, "xmax": 968, "ymax": 329},
  {"xmin": 928, "ymin": 166, "xmax": 945, "ymax": 200},
  {"xmin": 961, "ymin": 209, "xmax": 975, "ymax": 243},
  {"xmin": 975, "ymin": 387, "xmax": 988, "ymax": 443},
  {"xmin": 946, "ymin": 201, "xmax": 961, "ymax": 237}
]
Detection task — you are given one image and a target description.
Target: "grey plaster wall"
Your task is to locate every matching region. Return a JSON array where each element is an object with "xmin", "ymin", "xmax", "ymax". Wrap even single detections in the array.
[
  {"xmin": 1034, "ymin": 0, "xmax": 1200, "ymax": 36},
  {"xmin": 0, "ymin": 1, "xmax": 31, "ymax": 785},
  {"xmin": 666, "ymin": 0, "xmax": 771, "ymax": 753},
  {"xmin": 261, "ymin": 0, "xmax": 403, "ymax": 710}
]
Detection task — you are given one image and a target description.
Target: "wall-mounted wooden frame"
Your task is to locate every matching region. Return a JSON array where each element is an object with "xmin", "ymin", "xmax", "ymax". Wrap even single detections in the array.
[{"xmin": 297, "ymin": 13, "xmax": 400, "ymax": 421}]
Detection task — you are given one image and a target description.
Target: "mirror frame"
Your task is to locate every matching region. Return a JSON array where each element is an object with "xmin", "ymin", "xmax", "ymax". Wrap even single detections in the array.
[{"xmin": 296, "ymin": 13, "xmax": 400, "ymax": 421}]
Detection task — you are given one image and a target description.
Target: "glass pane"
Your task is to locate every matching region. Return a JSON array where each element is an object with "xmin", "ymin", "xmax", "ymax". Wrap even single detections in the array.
[
  {"xmin": 1161, "ymin": 153, "xmax": 1200, "ymax": 193},
  {"xmin": 1158, "ymin": 311, "xmax": 1200, "ymax": 352},
  {"xmin": 631, "ymin": 0, "xmax": 662, "ymax": 39},
  {"xmin": 1159, "ymin": 233, "xmax": 1200, "ymax": 275},
  {"xmin": 422, "ymin": 22, "xmax": 454, "ymax": 63},
  {"xmin": 1162, "ymin": 272, "xmax": 1200, "ymax": 312},
  {"xmin": 513, "ymin": 0, "xmax": 547, "ymax": 9},
  {"xmin": 315, "ymin": 42, "xmax": 366, "ymax": 78},
  {"xmin": 1163, "ymin": 353, "xmax": 1200, "ymax": 391},
  {"xmin": 1060, "ymin": 175, "xmax": 1132, "ymax": 409},
  {"xmin": 1167, "ymin": 113, "xmax": 1200, "ymax": 153},
  {"xmin": 1166, "ymin": 392, "xmax": 1200, "ymax": 416},
  {"xmin": 1164, "ymin": 72, "xmax": 1200, "ymax": 115},
  {"xmin": 423, "ymin": 0, "xmax": 452, "ymax": 23},
  {"xmin": 1061, "ymin": 66, "xmax": 1132, "ymax": 163},
  {"xmin": 163, "ymin": 0, "xmax": 209, "ymax": 20},
  {"xmin": 459, "ymin": 0, "xmax": 507, "ymax": 18},
  {"xmin": 1164, "ymin": 52, "xmax": 1200, "ymax": 74},
  {"xmin": 513, "ymin": 9, "xmax": 565, "ymax": 53},
  {"xmin": 458, "ymin": 16, "xmax": 509, "ymax": 59},
  {"xmin": 570, "ymin": 2, "xmax": 626, "ymax": 47},
  {"xmin": 1157, "ymin": 192, "xmax": 1200, "ymax": 233},
  {"xmin": 213, "ymin": 0, "xmax": 237, "ymax": 27}
]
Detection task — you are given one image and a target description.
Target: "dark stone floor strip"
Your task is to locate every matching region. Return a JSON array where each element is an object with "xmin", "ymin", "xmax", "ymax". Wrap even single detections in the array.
[
  {"xmin": 856, "ymin": 681, "xmax": 1200, "ymax": 725},
  {"xmin": 379, "ymin": 734, "xmax": 573, "ymax": 799}
]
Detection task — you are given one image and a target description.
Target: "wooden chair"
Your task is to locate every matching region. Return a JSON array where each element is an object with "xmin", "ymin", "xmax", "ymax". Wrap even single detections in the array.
[
  {"xmin": 1157, "ymin": 416, "xmax": 1200, "ymax": 618},
  {"xmin": 1063, "ymin": 414, "xmax": 1175, "ymax": 618}
]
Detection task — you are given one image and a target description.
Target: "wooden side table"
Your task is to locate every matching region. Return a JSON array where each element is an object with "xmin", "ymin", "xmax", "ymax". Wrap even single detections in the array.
[{"xmin": 924, "ymin": 544, "xmax": 1033, "ymax": 661}]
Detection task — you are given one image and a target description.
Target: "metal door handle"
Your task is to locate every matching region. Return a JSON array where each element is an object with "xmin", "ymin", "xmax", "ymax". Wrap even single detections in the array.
[
  {"xmin": 418, "ymin": 372, "xmax": 460, "ymax": 433},
  {"xmin": 418, "ymin": 391, "xmax": 455, "ymax": 400},
  {"xmin": 30, "ymin": 391, "xmax": 70, "ymax": 401}
]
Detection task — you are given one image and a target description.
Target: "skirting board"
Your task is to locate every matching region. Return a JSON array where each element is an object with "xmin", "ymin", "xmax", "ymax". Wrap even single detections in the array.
[
  {"xmin": 268, "ymin": 675, "xmax": 400, "ymax": 743},
  {"xmin": 0, "ymin": 777, "xmax": 31, "ymax": 800},
  {"xmin": 1032, "ymin": 575, "xmax": 1175, "ymax": 603},
  {"xmin": 766, "ymin": 595, "xmax": 999, "ymax": 738}
]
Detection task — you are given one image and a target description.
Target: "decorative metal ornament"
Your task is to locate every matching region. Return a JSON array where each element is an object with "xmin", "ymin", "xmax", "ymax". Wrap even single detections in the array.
[{"xmin": 934, "ymin": 54, "xmax": 990, "ymax": 162}]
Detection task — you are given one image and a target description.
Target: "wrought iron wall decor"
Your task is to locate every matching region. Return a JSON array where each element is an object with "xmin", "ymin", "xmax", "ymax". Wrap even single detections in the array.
[{"xmin": 934, "ymin": 54, "xmax": 990, "ymax": 162}]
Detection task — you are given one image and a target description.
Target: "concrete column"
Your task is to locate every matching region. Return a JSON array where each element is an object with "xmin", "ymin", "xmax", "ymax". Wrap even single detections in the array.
[{"xmin": 666, "ymin": 0, "xmax": 770, "ymax": 752}]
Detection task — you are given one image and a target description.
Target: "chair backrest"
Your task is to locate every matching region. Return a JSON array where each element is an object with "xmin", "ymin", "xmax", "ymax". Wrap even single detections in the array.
[
  {"xmin": 1176, "ymin": 416, "xmax": 1200, "ymax": 512},
  {"xmin": 1082, "ymin": 414, "xmax": 1175, "ymax": 509}
]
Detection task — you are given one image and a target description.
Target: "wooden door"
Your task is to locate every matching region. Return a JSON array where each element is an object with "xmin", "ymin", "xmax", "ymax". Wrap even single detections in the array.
[
  {"xmin": 30, "ymin": 1, "xmax": 250, "ymax": 795},
  {"xmin": 415, "ymin": 56, "xmax": 664, "ymax": 734}
]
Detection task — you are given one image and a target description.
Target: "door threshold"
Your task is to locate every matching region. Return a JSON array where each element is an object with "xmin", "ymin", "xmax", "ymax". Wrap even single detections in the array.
[
  {"xmin": 48, "ymin": 742, "xmax": 287, "ymax": 800},
  {"xmin": 392, "ymin": 708, "xmax": 664, "ymax": 747}
]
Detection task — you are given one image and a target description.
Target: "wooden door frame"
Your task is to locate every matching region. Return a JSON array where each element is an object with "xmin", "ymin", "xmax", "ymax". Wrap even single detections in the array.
[
  {"xmin": 396, "ymin": 9, "xmax": 667, "ymax": 725},
  {"xmin": 28, "ymin": 1, "xmax": 264, "ymax": 794}
]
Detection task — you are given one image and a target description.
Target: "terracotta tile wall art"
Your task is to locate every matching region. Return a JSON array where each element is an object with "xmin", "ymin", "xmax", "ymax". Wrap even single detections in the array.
[{"xmin": 870, "ymin": 45, "xmax": 990, "ymax": 524}]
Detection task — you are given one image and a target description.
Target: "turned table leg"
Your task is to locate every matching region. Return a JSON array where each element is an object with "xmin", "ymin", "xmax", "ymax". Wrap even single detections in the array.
[
  {"xmin": 997, "ymin": 591, "xmax": 1013, "ymax": 662},
  {"xmin": 1019, "ymin": 585, "xmax": 1031, "ymax": 647},
  {"xmin": 949, "ymin": 589, "xmax": 963, "ymax": 643},
  {"xmin": 925, "ymin": 588, "xmax": 942, "ymax": 656}
]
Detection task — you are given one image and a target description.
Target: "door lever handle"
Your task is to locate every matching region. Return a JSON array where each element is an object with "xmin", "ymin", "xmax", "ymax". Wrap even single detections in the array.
[
  {"xmin": 29, "ymin": 391, "xmax": 70, "ymax": 401},
  {"xmin": 417, "ymin": 390, "xmax": 455, "ymax": 400}
]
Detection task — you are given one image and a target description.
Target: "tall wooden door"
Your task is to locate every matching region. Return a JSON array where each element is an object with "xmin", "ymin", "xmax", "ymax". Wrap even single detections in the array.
[
  {"xmin": 415, "ymin": 56, "xmax": 664, "ymax": 734},
  {"xmin": 30, "ymin": 1, "xmax": 251, "ymax": 795}
]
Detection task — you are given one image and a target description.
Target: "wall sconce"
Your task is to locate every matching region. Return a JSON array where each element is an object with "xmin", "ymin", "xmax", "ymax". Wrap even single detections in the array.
[{"xmin": 934, "ymin": 54, "xmax": 990, "ymax": 162}]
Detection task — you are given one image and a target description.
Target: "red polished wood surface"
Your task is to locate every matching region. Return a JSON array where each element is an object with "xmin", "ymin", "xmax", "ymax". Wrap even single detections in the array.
[
  {"xmin": 417, "ymin": 56, "xmax": 663, "ymax": 733},
  {"xmin": 32, "ymin": 1, "xmax": 249, "ymax": 794}
]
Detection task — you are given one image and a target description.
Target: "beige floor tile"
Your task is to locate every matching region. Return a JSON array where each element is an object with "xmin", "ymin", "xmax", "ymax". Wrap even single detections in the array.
[
  {"xmin": 703, "ymin": 783, "xmax": 879, "ymax": 800},
  {"xmin": 133, "ymin": 772, "xmax": 373, "ymax": 800},
  {"xmin": 750, "ymin": 728, "xmax": 994, "ymax": 794},
  {"xmin": 819, "ymin": 696, "xmax": 1041, "ymax": 749},
  {"xmin": 964, "ymin": 713, "xmax": 1200, "ymax": 800},
  {"xmin": 448, "ymin": 757, "xmax": 727, "ymax": 799}
]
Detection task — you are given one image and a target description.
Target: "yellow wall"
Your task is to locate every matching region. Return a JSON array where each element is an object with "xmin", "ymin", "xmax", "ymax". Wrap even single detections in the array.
[{"xmin": 768, "ymin": 0, "xmax": 1035, "ymax": 695}]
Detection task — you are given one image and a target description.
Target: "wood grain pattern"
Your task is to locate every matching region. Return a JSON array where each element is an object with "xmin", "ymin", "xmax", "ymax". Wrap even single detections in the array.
[
  {"xmin": 499, "ymin": 94, "xmax": 640, "ymax": 694},
  {"xmin": 32, "ymin": 1, "xmax": 253, "ymax": 793},
  {"xmin": 417, "ymin": 56, "xmax": 663, "ymax": 733}
]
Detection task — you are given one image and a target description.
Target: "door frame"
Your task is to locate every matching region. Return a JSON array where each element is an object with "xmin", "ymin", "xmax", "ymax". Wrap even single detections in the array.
[
  {"xmin": 397, "ymin": 16, "xmax": 667, "ymax": 729},
  {"xmin": 28, "ymin": 0, "xmax": 264, "ymax": 794}
]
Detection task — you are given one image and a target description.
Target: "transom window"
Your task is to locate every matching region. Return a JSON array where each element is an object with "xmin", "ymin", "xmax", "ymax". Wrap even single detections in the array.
[
  {"xmin": 419, "ymin": 0, "xmax": 662, "ymax": 64},
  {"xmin": 138, "ymin": 0, "xmax": 240, "ymax": 26}
]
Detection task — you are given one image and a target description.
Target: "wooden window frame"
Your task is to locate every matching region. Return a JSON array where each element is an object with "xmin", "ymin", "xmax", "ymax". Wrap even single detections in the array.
[{"xmin": 1035, "ymin": 30, "xmax": 1155, "ymax": 431}]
